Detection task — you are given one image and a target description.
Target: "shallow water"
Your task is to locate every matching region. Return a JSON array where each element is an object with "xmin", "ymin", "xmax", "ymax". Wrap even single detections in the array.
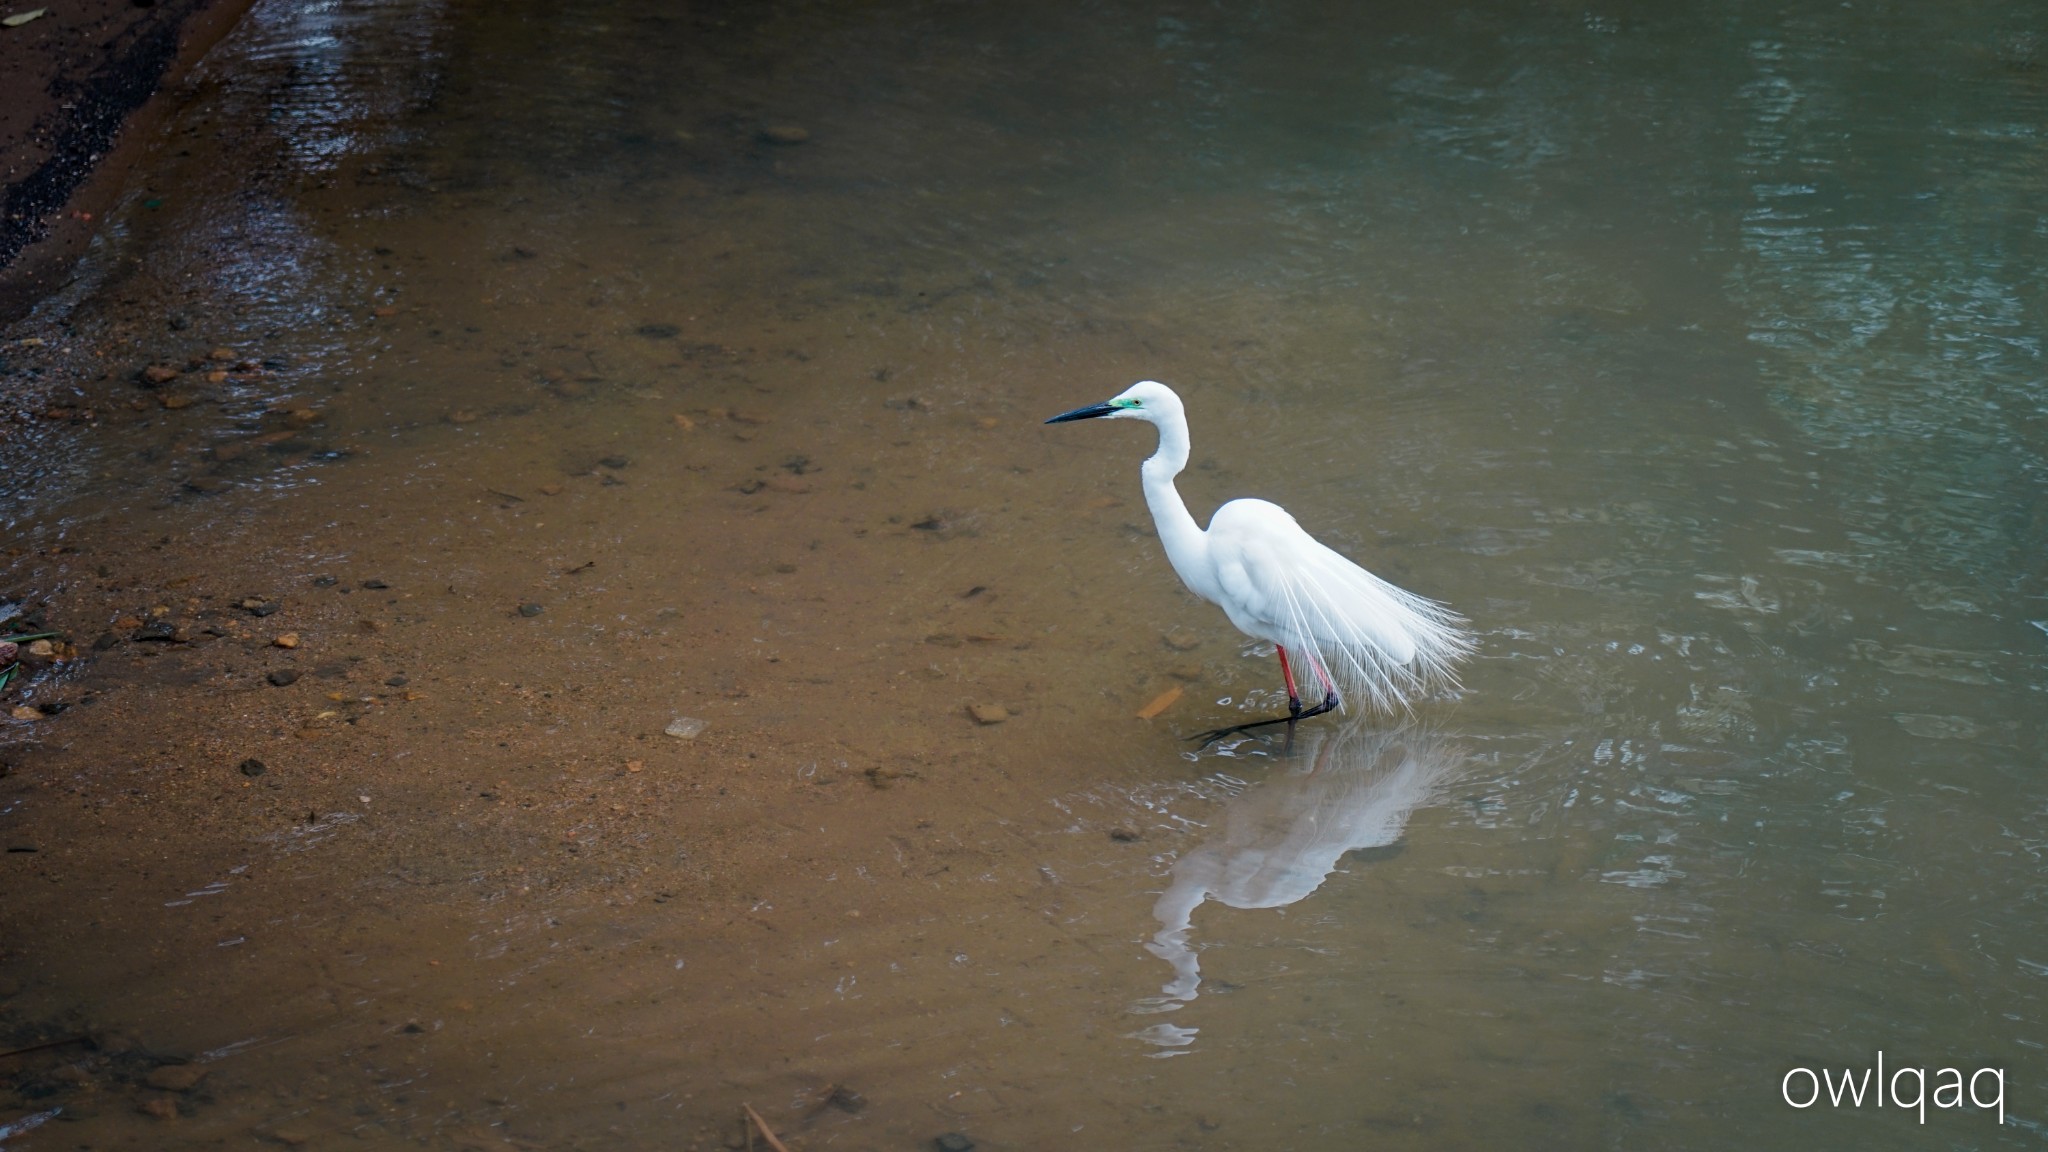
[{"xmin": 2, "ymin": 0, "xmax": 2045, "ymax": 1148}]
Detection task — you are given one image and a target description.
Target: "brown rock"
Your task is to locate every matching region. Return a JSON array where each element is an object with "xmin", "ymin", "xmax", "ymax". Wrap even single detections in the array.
[
  {"xmin": 273, "ymin": 633, "xmax": 300, "ymax": 649},
  {"xmin": 139, "ymin": 365, "xmax": 179, "ymax": 387},
  {"xmin": 145, "ymin": 1064, "xmax": 207, "ymax": 1092},
  {"xmin": 138, "ymin": 1095, "xmax": 181, "ymax": 1119},
  {"xmin": 159, "ymin": 393, "xmax": 194, "ymax": 410},
  {"xmin": 209, "ymin": 347, "xmax": 236, "ymax": 362},
  {"xmin": 371, "ymin": 305, "xmax": 400, "ymax": 318},
  {"xmin": 967, "ymin": 703, "xmax": 1008, "ymax": 725}
]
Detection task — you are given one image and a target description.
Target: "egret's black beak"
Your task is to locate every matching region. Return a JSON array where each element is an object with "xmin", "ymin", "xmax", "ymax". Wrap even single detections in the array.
[{"xmin": 1045, "ymin": 401, "xmax": 1116, "ymax": 424}]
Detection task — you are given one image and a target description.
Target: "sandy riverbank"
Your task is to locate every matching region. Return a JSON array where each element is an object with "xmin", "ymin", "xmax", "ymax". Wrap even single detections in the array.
[{"xmin": 0, "ymin": 0, "xmax": 255, "ymax": 324}]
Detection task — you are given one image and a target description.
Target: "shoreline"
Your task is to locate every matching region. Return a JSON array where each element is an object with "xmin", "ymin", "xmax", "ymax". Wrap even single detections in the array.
[{"xmin": 0, "ymin": 0, "xmax": 256, "ymax": 327}]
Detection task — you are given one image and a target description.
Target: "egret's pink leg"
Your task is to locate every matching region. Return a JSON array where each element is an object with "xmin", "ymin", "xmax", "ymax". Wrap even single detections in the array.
[
  {"xmin": 1276, "ymin": 645, "xmax": 1302, "ymax": 712},
  {"xmin": 1193, "ymin": 644, "xmax": 1341, "ymax": 748}
]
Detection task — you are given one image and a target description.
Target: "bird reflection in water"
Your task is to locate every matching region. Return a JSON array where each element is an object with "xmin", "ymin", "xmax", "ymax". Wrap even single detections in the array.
[{"xmin": 1127, "ymin": 721, "xmax": 1462, "ymax": 1055}]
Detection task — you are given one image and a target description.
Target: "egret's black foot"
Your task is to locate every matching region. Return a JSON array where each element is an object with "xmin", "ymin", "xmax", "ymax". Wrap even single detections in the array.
[{"xmin": 1191, "ymin": 691, "xmax": 1338, "ymax": 749}]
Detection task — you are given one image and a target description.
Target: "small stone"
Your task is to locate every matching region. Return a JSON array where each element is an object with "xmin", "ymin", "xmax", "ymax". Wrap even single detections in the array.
[
  {"xmin": 760, "ymin": 124, "xmax": 810, "ymax": 145},
  {"xmin": 139, "ymin": 364, "xmax": 179, "ymax": 386},
  {"xmin": 447, "ymin": 408, "xmax": 480, "ymax": 425},
  {"xmin": 934, "ymin": 1135, "xmax": 974, "ymax": 1152},
  {"xmin": 206, "ymin": 370, "xmax": 229, "ymax": 384},
  {"xmin": 598, "ymin": 455, "xmax": 630, "ymax": 469},
  {"xmin": 139, "ymin": 1096, "xmax": 181, "ymax": 1120},
  {"xmin": 967, "ymin": 703, "xmax": 1008, "ymax": 725},
  {"xmin": 265, "ymin": 1128, "xmax": 312, "ymax": 1147},
  {"xmin": 135, "ymin": 621, "xmax": 184, "ymax": 642},
  {"xmin": 183, "ymin": 475, "xmax": 230, "ymax": 494},
  {"xmin": 283, "ymin": 408, "xmax": 320, "ymax": 429},
  {"xmin": 361, "ymin": 579, "xmax": 389, "ymax": 590},
  {"xmin": 36, "ymin": 701, "xmax": 66, "ymax": 716},
  {"xmin": 209, "ymin": 347, "xmax": 236, "ymax": 362},
  {"xmin": 241, "ymin": 599, "xmax": 279, "ymax": 616},
  {"xmin": 273, "ymin": 633, "xmax": 300, "ymax": 649},
  {"xmin": 384, "ymin": 675, "xmax": 408, "ymax": 687},
  {"xmin": 517, "ymin": 603, "xmax": 543, "ymax": 618},
  {"xmin": 664, "ymin": 716, "xmax": 707, "ymax": 740},
  {"xmin": 1109, "ymin": 825, "xmax": 1142, "ymax": 842},
  {"xmin": 671, "ymin": 414, "xmax": 695, "ymax": 431},
  {"xmin": 312, "ymin": 575, "xmax": 337, "ymax": 587},
  {"xmin": 537, "ymin": 483, "xmax": 564, "ymax": 496},
  {"xmin": 625, "ymin": 760, "xmax": 643, "ymax": 773},
  {"xmin": 146, "ymin": 1063, "xmax": 207, "ymax": 1091},
  {"xmin": 0, "ymin": 642, "xmax": 14, "ymax": 665},
  {"xmin": 10, "ymin": 706, "xmax": 40, "ymax": 722},
  {"xmin": 730, "ymin": 409, "xmax": 773, "ymax": 425},
  {"xmin": 92, "ymin": 632, "xmax": 119, "ymax": 651},
  {"xmin": 23, "ymin": 639, "xmax": 52, "ymax": 659},
  {"xmin": 371, "ymin": 305, "xmax": 400, "ymax": 318},
  {"xmin": 160, "ymin": 393, "xmax": 194, "ymax": 410},
  {"xmin": 267, "ymin": 670, "xmax": 300, "ymax": 687},
  {"xmin": 1163, "ymin": 628, "xmax": 1202, "ymax": 652},
  {"xmin": 239, "ymin": 758, "xmax": 268, "ymax": 777}
]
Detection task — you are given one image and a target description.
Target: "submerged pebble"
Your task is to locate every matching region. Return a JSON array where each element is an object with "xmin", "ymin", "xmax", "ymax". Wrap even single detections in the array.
[
  {"xmin": 968, "ymin": 703, "xmax": 1008, "ymax": 725},
  {"xmin": 664, "ymin": 716, "xmax": 708, "ymax": 740},
  {"xmin": 144, "ymin": 1064, "xmax": 207, "ymax": 1092}
]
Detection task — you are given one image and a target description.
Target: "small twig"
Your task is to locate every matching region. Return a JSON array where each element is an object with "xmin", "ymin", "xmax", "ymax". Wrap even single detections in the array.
[
  {"xmin": 742, "ymin": 1103, "xmax": 792, "ymax": 1152},
  {"xmin": 0, "ymin": 1035, "xmax": 92, "ymax": 1061},
  {"xmin": 561, "ymin": 560, "xmax": 595, "ymax": 576},
  {"xmin": 485, "ymin": 488, "xmax": 525, "ymax": 504}
]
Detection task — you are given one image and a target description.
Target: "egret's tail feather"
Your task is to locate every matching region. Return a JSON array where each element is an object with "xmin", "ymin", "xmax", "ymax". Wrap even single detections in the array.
[{"xmin": 1272, "ymin": 540, "xmax": 1475, "ymax": 715}]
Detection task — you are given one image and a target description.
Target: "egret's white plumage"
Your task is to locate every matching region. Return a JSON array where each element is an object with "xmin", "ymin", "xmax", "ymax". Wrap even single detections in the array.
[{"xmin": 1048, "ymin": 380, "xmax": 1472, "ymax": 719}]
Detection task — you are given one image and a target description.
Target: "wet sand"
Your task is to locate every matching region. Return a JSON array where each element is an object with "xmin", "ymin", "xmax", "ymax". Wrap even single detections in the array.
[{"xmin": 0, "ymin": 0, "xmax": 257, "ymax": 322}]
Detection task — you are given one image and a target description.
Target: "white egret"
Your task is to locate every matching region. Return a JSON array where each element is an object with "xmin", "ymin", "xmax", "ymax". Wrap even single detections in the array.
[{"xmin": 1046, "ymin": 380, "xmax": 1472, "ymax": 742}]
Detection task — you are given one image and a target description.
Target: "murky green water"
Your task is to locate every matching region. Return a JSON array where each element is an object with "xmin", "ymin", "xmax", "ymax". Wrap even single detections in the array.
[{"xmin": 5, "ymin": 0, "xmax": 2047, "ymax": 1148}]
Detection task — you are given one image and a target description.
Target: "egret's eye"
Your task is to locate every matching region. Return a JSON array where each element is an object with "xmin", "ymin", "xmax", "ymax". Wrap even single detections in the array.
[{"xmin": 1113, "ymin": 398, "xmax": 1142, "ymax": 409}]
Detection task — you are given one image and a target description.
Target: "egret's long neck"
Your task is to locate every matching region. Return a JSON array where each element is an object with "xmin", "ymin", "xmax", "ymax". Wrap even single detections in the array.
[{"xmin": 1140, "ymin": 411, "xmax": 1211, "ymax": 595}]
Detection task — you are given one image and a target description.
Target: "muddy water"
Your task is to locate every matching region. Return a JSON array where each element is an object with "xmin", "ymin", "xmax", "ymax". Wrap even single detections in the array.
[{"xmin": 2, "ymin": 0, "xmax": 2046, "ymax": 1148}]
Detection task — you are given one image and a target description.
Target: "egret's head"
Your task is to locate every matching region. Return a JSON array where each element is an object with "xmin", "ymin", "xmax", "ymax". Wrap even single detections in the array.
[{"xmin": 1044, "ymin": 380, "xmax": 1182, "ymax": 426}]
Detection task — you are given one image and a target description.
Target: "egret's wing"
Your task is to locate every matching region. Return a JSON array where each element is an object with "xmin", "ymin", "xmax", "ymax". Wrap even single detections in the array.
[{"xmin": 1210, "ymin": 500, "xmax": 1473, "ymax": 712}]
